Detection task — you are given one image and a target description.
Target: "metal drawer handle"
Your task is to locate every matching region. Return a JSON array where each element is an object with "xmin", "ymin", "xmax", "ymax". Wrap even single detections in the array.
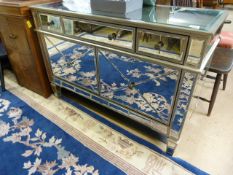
[
  {"xmin": 74, "ymin": 27, "xmax": 81, "ymax": 33},
  {"xmin": 158, "ymin": 41, "xmax": 164, "ymax": 48},
  {"xmin": 154, "ymin": 41, "xmax": 164, "ymax": 50},
  {"xmin": 67, "ymin": 61, "xmax": 75, "ymax": 67},
  {"xmin": 9, "ymin": 34, "xmax": 17, "ymax": 39},
  {"xmin": 128, "ymin": 82, "xmax": 136, "ymax": 90},
  {"xmin": 47, "ymin": 20, "xmax": 55, "ymax": 26},
  {"xmin": 108, "ymin": 33, "xmax": 117, "ymax": 40}
]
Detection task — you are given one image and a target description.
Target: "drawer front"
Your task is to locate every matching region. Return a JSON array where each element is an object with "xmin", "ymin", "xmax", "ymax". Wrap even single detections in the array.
[
  {"xmin": 8, "ymin": 18, "xmax": 31, "ymax": 54},
  {"xmin": 63, "ymin": 18, "xmax": 135, "ymax": 50},
  {"xmin": 39, "ymin": 14, "xmax": 62, "ymax": 33},
  {"xmin": 0, "ymin": 17, "xmax": 30, "ymax": 54},
  {"xmin": 43, "ymin": 35, "xmax": 98, "ymax": 93},
  {"xmin": 137, "ymin": 29, "xmax": 188, "ymax": 63},
  {"xmin": 98, "ymin": 49, "xmax": 180, "ymax": 124}
]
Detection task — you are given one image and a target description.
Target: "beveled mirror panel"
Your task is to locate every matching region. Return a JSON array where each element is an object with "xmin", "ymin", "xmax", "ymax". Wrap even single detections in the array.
[
  {"xmin": 43, "ymin": 35, "xmax": 98, "ymax": 93},
  {"xmin": 186, "ymin": 38, "xmax": 205, "ymax": 66},
  {"xmin": 63, "ymin": 18, "xmax": 134, "ymax": 50},
  {"xmin": 63, "ymin": 18, "xmax": 99, "ymax": 36},
  {"xmin": 39, "ymin": 14, "xmax": 62, "ymax": 33},
  {"xmin": 137, "ymin": 29, "xmax": 188, "ymax": 63}
]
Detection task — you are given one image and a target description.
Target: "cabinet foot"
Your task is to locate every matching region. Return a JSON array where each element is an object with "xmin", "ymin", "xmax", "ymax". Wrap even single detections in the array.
[
  {"xmin": 166, "ymin": 138, "xmax": 177, "ymax": 156},
  {"xmin": 51, "ymin": 83, "xmax": 61, "ymax": 98}
]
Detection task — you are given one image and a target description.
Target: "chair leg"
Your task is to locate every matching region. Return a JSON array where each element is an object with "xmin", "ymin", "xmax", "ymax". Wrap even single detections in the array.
[
  {"xmin": 0, "ymin": 61, "xmax": 5, "ymax": 92},
  {"xmin": 208, "ymin": 73, "xmax": 222, "ymax": 116},
  {"xmin": 223, "ymin": 74, "xmax": 228, "ymax": 90}
]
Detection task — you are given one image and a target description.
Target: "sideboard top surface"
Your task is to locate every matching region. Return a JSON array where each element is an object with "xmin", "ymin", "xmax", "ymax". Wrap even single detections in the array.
[{"xmin": 30, "ymin": 0, "xmax": 228, "ymax": 36}]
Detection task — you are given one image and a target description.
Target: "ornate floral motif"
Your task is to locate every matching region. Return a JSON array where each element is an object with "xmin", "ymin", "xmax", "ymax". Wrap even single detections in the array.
[
  {"xmin": 0, "ymin": 121, "xmax": 10, "ymax": 137},
  {"xmin": 97, "ymin": 126, "xmax": 142, "ymax": 159},
  {"xmin": 0, "ymin": 99, "xmax": 99, "ymax": 175},
  {"xmin": 0, "ymin": 86, "xmax": 197, "ymax": 175},
  {"xmin": 99, "ymin": 50, "xmax": 179, "ymax": 123},
  {"xmin": 0, "ymin": 98, "xmax": 10, "ymax": 114},
  {"xmin": 46, "ymin": 37, "xmax": 98, "ymax": 93},
  {"xmin": 45, "ymin": 37, "xmax": 180, "ymax": 124},
  {"xmin": 171, "ymin": 72, "xmax": 197, "ymax": 136},
  {"xmin": 143, "ymin": 154, "xmax": 167, "ymax": 174}
]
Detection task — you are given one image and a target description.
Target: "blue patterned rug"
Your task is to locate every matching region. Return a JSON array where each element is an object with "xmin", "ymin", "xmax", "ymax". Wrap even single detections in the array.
[{"xmin": 0, "ymin": 89, "xmax": 208, "ymax": 175}]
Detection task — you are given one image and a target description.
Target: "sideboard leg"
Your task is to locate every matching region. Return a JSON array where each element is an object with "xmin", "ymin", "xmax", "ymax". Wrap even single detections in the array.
[
  {"xmin": 51, "ymin": 83, "xmax": 61, "ymax": 98},
  {"xmin": 166, "ymin": 138, "xmax": 177, "ymax": 156}
]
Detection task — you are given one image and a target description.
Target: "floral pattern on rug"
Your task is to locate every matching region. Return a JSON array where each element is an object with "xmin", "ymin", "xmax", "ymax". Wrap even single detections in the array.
[
  {"xmin": 0, "ymin": 98, "xmax": 99, "ymax": 175},
  {"xmin": 171, "ymin": 72, "xmax": 197, "ymax": 138},
  {"xmin": 50, "ymin": 101, "xmax": 195, "ymax": 175}
]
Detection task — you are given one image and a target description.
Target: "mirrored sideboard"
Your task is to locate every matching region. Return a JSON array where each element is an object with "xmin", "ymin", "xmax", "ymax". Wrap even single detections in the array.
[{"xmin": 31, "ymin": 1, "xmax": 227, "ymax": 155}]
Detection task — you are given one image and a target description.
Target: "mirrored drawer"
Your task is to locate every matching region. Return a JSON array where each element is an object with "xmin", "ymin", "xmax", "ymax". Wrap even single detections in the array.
[
  {"xmin": 137, "ymin": 29, "xmax": 188, "ymax": 63},
  {"xmin": 39, "ymin": 14, "xmax": 62, "ymax": 33},
  {"xmin": 63, "ymin": 18, "xmax": 135, "ymax": 50}
]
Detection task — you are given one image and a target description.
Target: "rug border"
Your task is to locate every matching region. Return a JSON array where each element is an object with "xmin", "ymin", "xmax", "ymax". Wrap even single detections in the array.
[{"xmin": 62, "ymin": 96, "xmax": 209, "ymax": 175}]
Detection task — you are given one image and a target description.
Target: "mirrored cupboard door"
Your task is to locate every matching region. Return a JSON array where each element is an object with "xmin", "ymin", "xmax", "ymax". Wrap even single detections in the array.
[
  {"xmin": 98, "ymin": 49, "xmax": 180, "ymax": 124},
  {"xmin": 43, "ymin": 35, "xmax": 99, "ymax": 94}
]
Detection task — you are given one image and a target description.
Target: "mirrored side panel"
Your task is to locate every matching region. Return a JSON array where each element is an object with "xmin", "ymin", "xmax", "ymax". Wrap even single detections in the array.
[
  {"xmin": 169, "ymin": 71, "xmax": 198, "ymax": 140},
  {"xmin": 98, "ymin": 49, "xmax": 180, "ymax": 124},
  {"xmin": 39, "ymin": 14, "xmax": 62, "ymax": 33},
  {"xmin": 63, "ymin": 18, "xmax": 134, "ymax": 50},
  {"xmin": 137, "ymin": 29, "xmax": 188, "ymax": 63},
  {"xmin": 186, "ymin": 38, "xmax": 205, "ymax": 67},
  {"xmin": 43, "ymin": 35, "xmax": 98, "ymax": 93}
]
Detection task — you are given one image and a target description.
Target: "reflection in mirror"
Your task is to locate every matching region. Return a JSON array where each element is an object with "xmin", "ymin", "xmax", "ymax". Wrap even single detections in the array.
[
  {"xmin": 63, "ymin": 18, "xmax": 99, "ymax": 36},
  {"xmin": 161, "ymin": 36, "xmax": 181, "ymax": 55},
  {"xmin": 40, "ymin": 14, "xmax": 62, "ymax": 33},
  {"xmin": 186, "ymin": 39, "xmax": 204, "ymax": 66},
  {"xmin": 63, "ymin": 19, "xmax": 134, "ymax": 49},
  {"xmin": 138, "ymin": 30, "xmax": 184, "ymax": 61},
  {"xmin": 155, "ymin": 6, "xmax": 170, "ymax": 23},
  {"xmin": 98, "ymin": 49, "xmax": 179, "ymax": 123},
  {"xmin": 43, "ymin": 35, "xmax": 98, "ymax": 93},
  {"xmin": 142, "ymin": 6, "xmax": 156, "ymax": 22}
]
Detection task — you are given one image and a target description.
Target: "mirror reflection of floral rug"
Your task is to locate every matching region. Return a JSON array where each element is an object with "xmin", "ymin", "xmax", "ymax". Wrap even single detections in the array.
[{"xmin": 0, "ymin": 80, "xmax": 208, "ymax": 175}]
